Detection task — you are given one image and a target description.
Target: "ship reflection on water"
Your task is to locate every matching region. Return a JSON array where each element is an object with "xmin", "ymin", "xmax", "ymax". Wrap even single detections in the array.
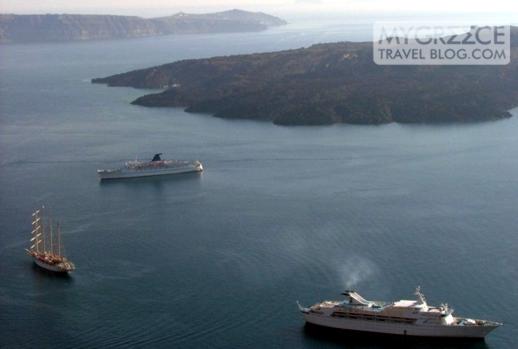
[
  {"xmin": 30, "ymin": 263, "xmax": 74, "ymax": 283},
  {"xmin": 98, "ymin": 170, "xmax": 203, "ymax": 186},
  {"xmin": 302, "ymin": 323, "xmax": 491, "ymax": 349}
]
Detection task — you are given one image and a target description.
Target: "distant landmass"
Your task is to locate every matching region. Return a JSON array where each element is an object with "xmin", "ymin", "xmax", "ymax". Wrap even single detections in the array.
[
  {"xmin": 93, "ymin": 27, "xmax": 518, "ymax": 125},
  {"xmin": 0, "ymin": 10, "xmax": 286, "ymax": 43}
]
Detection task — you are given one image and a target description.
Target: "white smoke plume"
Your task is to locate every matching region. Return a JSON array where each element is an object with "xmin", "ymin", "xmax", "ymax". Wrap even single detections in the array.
[{"xmin": 337, "ymin": 256, "xmax": 378, "ymax": 290}]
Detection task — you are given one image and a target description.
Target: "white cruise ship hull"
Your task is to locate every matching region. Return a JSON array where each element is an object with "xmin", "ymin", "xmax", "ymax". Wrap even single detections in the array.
[
  {"xmin": 303, "ymin": 313, "xmax": 498, "ymax": 338},
  {"xmin": 98, "ymin": 163, "xmax": 203, "ymax": 180}
]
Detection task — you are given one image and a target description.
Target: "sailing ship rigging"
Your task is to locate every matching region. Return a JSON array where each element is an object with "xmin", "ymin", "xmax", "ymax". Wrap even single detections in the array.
[{"xmin": 26, "ymin": 207, "xmax": 75, "ymax": 273}]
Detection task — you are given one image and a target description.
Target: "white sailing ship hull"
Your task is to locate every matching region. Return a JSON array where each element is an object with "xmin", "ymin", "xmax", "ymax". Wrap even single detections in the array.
[
  {"xmin": 303, "ymin": 313, "xmax": 498, "ymax": 338},
  {"xmin": 98, "ymin": 163, "xmax": 203, "ymax": 180},
  {"xmin": 33, "ymin": 257, "xmax": 70, "ymax": 273}
]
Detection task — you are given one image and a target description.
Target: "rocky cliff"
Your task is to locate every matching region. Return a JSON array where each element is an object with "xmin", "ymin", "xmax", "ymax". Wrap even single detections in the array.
[
  {"xmin": 93, "ymin": 27, "xmax": 518, "ymax": 125},
  {"xmin": 0, "ymin": 10, "xmax": 287, "ymax": 43}
]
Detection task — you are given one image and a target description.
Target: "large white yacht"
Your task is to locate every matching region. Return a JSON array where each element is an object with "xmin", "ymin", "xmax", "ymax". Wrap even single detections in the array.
[
  {"xmin": 298, "ymin": 287, "xmax": 501, "ymax": 338},
  {"xmin": 97, "ymin": 153, "xmax": 203, "ymax": 180}
]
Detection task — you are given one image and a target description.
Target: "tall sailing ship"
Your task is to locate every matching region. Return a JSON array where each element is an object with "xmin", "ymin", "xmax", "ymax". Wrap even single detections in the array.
[{"xmin": 26, "ymin": 207, "xmax": 75, "ymax": 273}]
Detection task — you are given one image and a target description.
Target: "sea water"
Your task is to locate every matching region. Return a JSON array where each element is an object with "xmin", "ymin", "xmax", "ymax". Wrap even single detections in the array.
[{"xmin": 0, "ymin": 19, "xmax": 517, "ymax": 348}]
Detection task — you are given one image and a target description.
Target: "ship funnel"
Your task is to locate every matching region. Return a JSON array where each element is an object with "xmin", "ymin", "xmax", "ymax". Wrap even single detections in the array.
[{"xmin": 152, "ymin": 153, "xmax": 163, "ymax": 161}]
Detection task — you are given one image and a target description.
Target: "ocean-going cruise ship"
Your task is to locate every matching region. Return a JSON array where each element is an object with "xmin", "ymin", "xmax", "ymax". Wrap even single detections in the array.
[
  {"xmin": 298, "ymin": 287, "xmax": 501, "ymax": 338},
  {"xmin": 97, "ymin": 153, "xmax": 203, "ymax": 180}
]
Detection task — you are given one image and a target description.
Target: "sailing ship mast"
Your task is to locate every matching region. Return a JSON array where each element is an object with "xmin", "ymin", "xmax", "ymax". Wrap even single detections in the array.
[
  {"xmin": 27, "ymin": 206, "xmax": 75, "ymax": 273},
  {"xmin": 57, "ymin": 222, "xmax": 61, "ymax": 256},
  {"xmin": 30, "ymin": 206, "xmax": 57, "ymax": 255},
  {"xmin": 30, "ymin": 208, "xmax": 47, "ymax": 254},
  {"xmin": 30, "ymin": 209, "xmax": 42, "ymax": 253},
  {"xmin": 42, "ymin": 209, "xmax": 46, "ymax": 253},
  {"xmin": 49, "ymin": 216, "xmax": 53, "ymax": 255}
]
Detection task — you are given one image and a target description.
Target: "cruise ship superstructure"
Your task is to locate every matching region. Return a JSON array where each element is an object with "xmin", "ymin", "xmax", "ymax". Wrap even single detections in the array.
[
  {"xmin": 97, "ymin": 153, "xmax": 203, "ymax": 180},
  {"xmin": 298, "ymin": 287, "xmax": 501, "ymax": 338}
]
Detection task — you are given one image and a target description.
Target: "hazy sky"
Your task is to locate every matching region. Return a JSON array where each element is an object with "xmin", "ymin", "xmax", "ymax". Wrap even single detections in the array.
[{"xmin": 1, "ymin": 0, "xmax": 517, "ymax": 17}]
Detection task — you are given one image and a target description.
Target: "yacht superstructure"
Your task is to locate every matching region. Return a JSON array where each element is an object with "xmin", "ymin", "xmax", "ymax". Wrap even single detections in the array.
[{"xmin": 298, "ymin": 287, "xmax": 501, "ymax": 338}]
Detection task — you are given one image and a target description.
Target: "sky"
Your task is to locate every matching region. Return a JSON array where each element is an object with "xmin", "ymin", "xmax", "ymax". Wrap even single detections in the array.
[{"xmin": 1, "ymin": 0, "xmax": 517, "ymax": 18}]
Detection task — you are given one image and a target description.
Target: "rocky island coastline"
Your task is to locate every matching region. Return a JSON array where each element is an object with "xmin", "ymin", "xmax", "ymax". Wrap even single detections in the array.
[
  {"xmin": 0, "ymin": 9, "xmax": 286, "ymax": 43},
  {"xmin": 93, "ymin": 27, "xmax": 518, "ymax": 126}
]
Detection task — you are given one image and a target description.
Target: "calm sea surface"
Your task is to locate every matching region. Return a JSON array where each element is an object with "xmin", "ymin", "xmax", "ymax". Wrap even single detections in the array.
[{"xmin": 0, "ymin": 21, "xmax": 517, "ymax": 349}]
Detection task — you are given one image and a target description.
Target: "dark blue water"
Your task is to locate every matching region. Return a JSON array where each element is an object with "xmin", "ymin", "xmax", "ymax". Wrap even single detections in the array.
[{"xmin": 0, "ymin": 22, "xmax": 517, "ymax": 348}]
